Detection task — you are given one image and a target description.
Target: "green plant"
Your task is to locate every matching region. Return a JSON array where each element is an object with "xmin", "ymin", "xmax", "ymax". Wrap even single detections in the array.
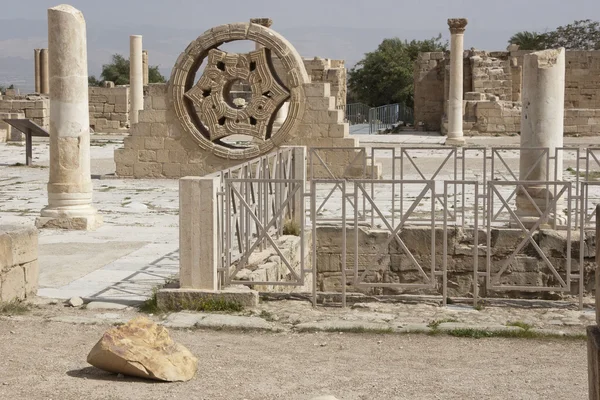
[
  {"xmin": 427, "ymin": 318, "xmax": 458, "ymax": 330},
  {"xmin": 507, "ymin": 321, "xmax": 533, "ymax": 330},
  {"xmin": 282, "ymin": 219, "xmax": 301, "ymax": 236},
  {"xmin": 0, "ymin": 300, "xmax": 30, "ymax": 315}
]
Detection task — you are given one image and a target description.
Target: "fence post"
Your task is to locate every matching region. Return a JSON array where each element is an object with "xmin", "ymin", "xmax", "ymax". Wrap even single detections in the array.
[
  {"xmin": 290, "ymin": 146, "xmax": 306, "ymax": 227},
  {"xmin": 588, "ymin": 204, "xmax": 600, "ymax": 399},
  {"xmin": 179, "ymin": 176, "xmax": 219, "ymax": 290}
]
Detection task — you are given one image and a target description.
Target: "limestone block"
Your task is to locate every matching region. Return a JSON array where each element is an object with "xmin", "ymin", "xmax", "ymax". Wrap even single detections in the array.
[
  {"xmin": 139, "ymin": 110, "xmax": 168, "ymax": 123},
  {"xmin": 328, "ymin": 123, "xmax": 349, "ymax": 138},
  {"xmin": 0, "ymin": 266, "xmax": 25, "ymax": 302},
  {"xmin": 307, "ymin": 96, "xmax": 336, "ymax": 111},
  {"xmin": 304, "ymin": 83, "xmax": 330, "ymax": 98},
  {"xmin": 23, "ymin": 260, "xmax": 39, "ymax": 296},
  {"xmin": 87, "ymin": 317, "xmax": 198, "ymax": 382},
  {"xmin": 152, "ymin": 96, "xmax": 168, "ymax": 110},
  {"xmin": 150, "ymin": 123, "xmax": 168, "ymax": 137},
  {"xmin": 156, "ymin": 149, "xmax": 169, "ymax": 163},
  {"xmin": 116, "ymin": 164, "xmax": 134, "ymax": 177},
  {"xmin": 114, "ymin": 149, "xmax": 137, "ymax": 167},
  {"xmin": 25, "ymin": 108, "xmax": 48, "ymax": 118},
  {"xmin": 145, "ymin": 137, "xmax": 164, "ymax": 150},
  {"xmin": 134, "ymin": 162, "xmax": 163, "ymax": 178},
  {"xmin": 162, "ymin": 163, "xmax": 182, "ymax": 178},
  {"xmin": 138, "ymin": 150, "xmax": 157, "ymax": 162}
]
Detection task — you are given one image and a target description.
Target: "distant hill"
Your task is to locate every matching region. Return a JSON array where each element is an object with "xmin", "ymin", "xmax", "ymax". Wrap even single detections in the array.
[{"xmin": 0, "ymin": 18, "xmax": 452, "ymax": 92}]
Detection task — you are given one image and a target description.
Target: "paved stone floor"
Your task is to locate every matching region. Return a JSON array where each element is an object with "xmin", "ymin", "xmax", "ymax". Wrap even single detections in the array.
[{"xmin": 1, "ymin": 133, "xmax": 600, "ymax": 326}]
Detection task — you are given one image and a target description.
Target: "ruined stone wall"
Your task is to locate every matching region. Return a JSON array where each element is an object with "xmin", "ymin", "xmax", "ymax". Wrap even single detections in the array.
[
  {"xmin": 0, "ymin": 95, "xmax": 49, "ymax": 129},
  {"xmin": 316, "ymin": 225, "xmax": 595, "ymax": 299},
  {"xmin": 414, "ymin": 52, "xmax": 445, "ymax": 131},
  {"xmin": 415, "ymin": 49, "xmax": 600, "ymax": 135},
  {"xmin": 0, "ymin": 226, "xmax": 38, "ymax": 302},
  {"xmin": 114, "ymin": 82, "xmax": 359, "ymax": 178},
  {"xmin": 302, "ymin": 58, "xmax": 347, "ymax": 109},
  {"xmin": 88, "ymin": 86, "xmax": 129, "ymax": 133},
  {"xmin": 564, "ymin": 51, "xmax": 600, "ymax": 109}
]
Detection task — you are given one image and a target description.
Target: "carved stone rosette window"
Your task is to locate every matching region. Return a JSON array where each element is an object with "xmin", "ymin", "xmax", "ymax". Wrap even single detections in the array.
[{"xmin": 169, "ymin": 23, "xmax": 309, "ymax": 160}]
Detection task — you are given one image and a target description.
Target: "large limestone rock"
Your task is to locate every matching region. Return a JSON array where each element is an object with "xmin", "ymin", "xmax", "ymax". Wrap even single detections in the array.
[{"xmin": 87, "ymin": 317, "xmax": 198, "ymax": 382}]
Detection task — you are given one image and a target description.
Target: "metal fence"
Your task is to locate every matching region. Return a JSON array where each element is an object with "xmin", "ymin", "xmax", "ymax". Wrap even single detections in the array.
[
  {"xmin": 340, "ymin": 103, "xmax": 414, "ymax": 134},
  {"xmin": 189, "ymin": 144, "xmax": 600, "ymax": 308},
  {"xmin": 206, "ymin": 146, "xmax": 309, "ymax": 289}
]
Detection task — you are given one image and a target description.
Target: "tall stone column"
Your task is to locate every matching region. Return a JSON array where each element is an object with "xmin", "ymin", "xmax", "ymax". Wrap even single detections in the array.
[
  {"xmin": 40, "ymin": 48, "xmax": 50, "ymax": 95},
  {"xmin": 274, "ymin": 101, "xmax": 289, "ymax": 127},
  {"xmin": 34, "ymin": 49, "xmax": 41, "ymax": 93},
  {"xmin": 129, "ymin": 35, "xmax": 143, "ymax": 124},
  {"xmin": 36, "ymin": 4, "xmax": 101, "ymax": 230},
  {"xmin": 142, "ymin": 50, "xmax": 149, "ymax": 86},
  {"xmin": 516, "ymin": 48, "xmax": 565, "ymax": 225},
  {"xmin": 445, "ymin": 18, "xmax": 468, "ymax": 146}
]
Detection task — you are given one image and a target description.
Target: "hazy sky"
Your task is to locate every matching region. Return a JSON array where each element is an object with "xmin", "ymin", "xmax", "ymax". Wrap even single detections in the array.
[
  {"xmin": 4, "ymin": 0, "xmax": 600, "ymax": 49},
  {"xmin": 1, "ymin": 0, "xmax": 599, "ymax": 90}
]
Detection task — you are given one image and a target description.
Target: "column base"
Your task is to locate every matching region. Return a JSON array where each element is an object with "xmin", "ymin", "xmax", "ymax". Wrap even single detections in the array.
[
  {"xmin": 36, "ymin": 213, "xmax": 102, "ymax": 231},
  {"xmin": 445, "ymin": 137, "xmax": 465, "ymax": 146}
]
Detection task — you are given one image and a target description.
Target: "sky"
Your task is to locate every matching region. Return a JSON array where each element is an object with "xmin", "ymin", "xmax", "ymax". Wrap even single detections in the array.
[{"xmin": 1, "ymin": 0, "xmax": 599, "ymax": 90}]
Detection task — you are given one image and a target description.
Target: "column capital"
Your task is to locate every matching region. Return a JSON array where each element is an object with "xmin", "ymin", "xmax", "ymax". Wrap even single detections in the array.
[
  {"xmin": 250, "ymin": 18, "xmax": 273, "ymax": 28},
  {"xmin": 448, "ymin": 18, "xmax": 468, "ymax": 34}
]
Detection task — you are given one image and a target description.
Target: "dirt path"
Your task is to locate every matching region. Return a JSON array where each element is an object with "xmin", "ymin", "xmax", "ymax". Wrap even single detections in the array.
[{"xmin": 0, "ymin": 318, "xmax": 587, "ymax": 400}]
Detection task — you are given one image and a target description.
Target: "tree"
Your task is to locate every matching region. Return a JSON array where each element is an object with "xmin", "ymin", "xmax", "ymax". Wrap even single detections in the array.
[
  {"xmin": 99, "ymin": 53, "xmax": 166, "ymax": 85},
  {"xmin": 508, "ymin": 20, "xmax": 600, "ymax": 51},
  {"xmin": 100, "ymin": 54, "xmax": 130, "ymax": 85},
  {"xmin": 88, "ymin": 75, "xmax": 101, "ymax": 86},
  {"xmin": 348, "ymin": 35, "xmax": 447, "ymax": 108},
  {"xmin": 508, "ymin": 31, "xmax": 547, "ymax": 50},
  {"xmin": 544, "ymin": 19, "xmax": 600, "ymax": 50},
  {"xmin": 148, "ymin": 66, "xmax": 166, "ymax": 83}
]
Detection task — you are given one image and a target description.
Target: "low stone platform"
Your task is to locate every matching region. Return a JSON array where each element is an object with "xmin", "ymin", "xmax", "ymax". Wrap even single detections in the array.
[{"xmin": 0, "ymin": 225, "xmax": 38, "ymax": 302}]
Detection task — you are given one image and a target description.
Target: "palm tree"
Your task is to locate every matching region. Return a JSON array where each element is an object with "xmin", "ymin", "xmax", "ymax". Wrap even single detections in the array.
[{"xmin": 508, "ymin": 31, "xmax": 547, "ymax": 50}]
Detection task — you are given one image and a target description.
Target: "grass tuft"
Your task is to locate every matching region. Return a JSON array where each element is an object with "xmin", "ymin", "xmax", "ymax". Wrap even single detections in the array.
[
  {"xmin": 507, "ymin": 321, "xmax": 533, "ymax": 331},
  {"xmin": 0, "ymin": 300, "xmax": 30, "ymax": 315},
  {"xmin": 282, "ymin": 219, "xmax": 301, "ymax": 236}
]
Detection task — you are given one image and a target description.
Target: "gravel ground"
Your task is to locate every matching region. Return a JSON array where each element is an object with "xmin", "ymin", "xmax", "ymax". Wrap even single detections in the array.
[{"xmin": 0, "ymin": 317, "xmax": 588, "ymax": 400}]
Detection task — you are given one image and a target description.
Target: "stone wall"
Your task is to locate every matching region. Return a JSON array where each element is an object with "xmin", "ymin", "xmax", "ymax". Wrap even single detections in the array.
[
  {"xmin": 0, "ymin": 95, "xmax": 49, "ymax": 130},
  {"xmin": 414, "ymin": 49, "xmax": 600, "ymax": 135},
  {"xmin": 115, "ymin": 82, "xmax": 359, "ymax": 178},
  {"xmin": 0, "ymin": 226, "xmax": 38, "ymax": 302},
  {"xmin": 230, "ymin": 233, "xmax": 312, "ymax": 293},
  {"xmin": 302, "ymin": 57, "xmax": 347, "ymax": 109},
  {"xmin": 315, "ymin": 225, "xmax": 595, "ymax": 299},
  {"xmin": 88, "ymin": 86, "xmax": 129, "ymax": 133},
  {"xmin": 413, "ymin": 52, "xmax": 445, "ymax": 131}
]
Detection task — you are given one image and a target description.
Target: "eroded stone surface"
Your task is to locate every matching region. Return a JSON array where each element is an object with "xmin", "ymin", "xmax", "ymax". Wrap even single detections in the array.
[{"xmin": 87, "ymin": 316, "xmax": 198, "ymax": 382}]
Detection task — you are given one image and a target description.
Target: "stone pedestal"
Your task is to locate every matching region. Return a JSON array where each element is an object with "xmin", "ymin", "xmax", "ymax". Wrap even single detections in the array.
[
  {"xmin": 179, "ymin": 177, "xmax": 218, "ymax": 290},
  {"xmin": 34, "ymin": 49, "xmax": 41, "ymax": 93},
  {"xmin": 445, "ymin": 18, "xmax": 468, "ymax": 146},
  {"xmin": 36, "ymin": 4, "xmax": 101, "ymax": 231},
  {"xmin": 142, "ymin": 50, "xmax": 149, "ymax": 86},
  {"xmin": 516, "ymin": 48, "xmax": 565, "ymax": 225},
  {"xmin": 129, "ymin": 35, "xmax": 143, "ymax": 125},
  {"xmin": 40, "ymin": 48, "xmax": 49, "ymax": 95}
]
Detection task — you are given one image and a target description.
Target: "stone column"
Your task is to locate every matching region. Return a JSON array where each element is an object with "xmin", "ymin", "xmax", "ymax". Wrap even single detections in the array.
[
  {"xmin": 142, "ymin": 50, "xmax": 149, "ymax": 86},
  {"xmin": 40, "ymin": 48, "xmax": 50, "ymax": 95},
  {"xmin": 445, "ymin": 18, "xmax": 468, "ymax": 146},
  {"xmin": 34, "ymin": 49, "xmax": 41, "ymax": 93},
  {"xmin": 516, "ymin": 48, "xmax": 565, "ymax": 225},
  {"xmin": 36, "ymin": 4, "xmax": 101, "ymax": 231},
  {"xmin": 274, "ymin": 101, "xmax": 289, "ymax": 127},
  {"xmin": 129, "ymin": 35, "xmax": 143, "ymax": 124}
]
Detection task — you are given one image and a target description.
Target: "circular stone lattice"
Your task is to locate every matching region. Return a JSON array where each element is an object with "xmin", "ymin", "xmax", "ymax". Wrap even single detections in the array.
[{"xmin": 169, "ymin": 23, "xmax": 309, "ymax": 160}]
